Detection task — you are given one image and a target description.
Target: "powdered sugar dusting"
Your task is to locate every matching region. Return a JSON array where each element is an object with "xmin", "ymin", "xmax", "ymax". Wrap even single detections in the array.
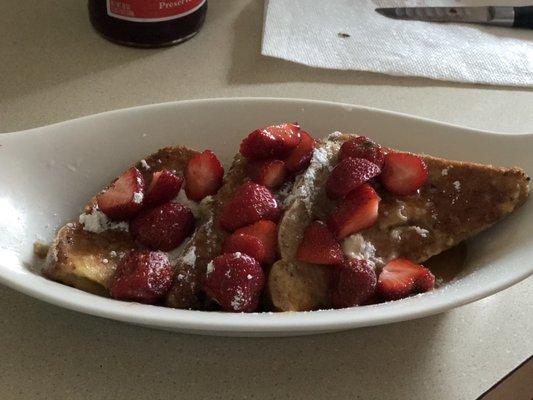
[
  {"xmin": 79, "ymin": 206, "xmax": 129, "ymax": 234},
  {"xmin": 181, "ymin": 246, "xmax": 196, "ymax": 266},
  {"xmin": 231, "ymin": 287, "xmax": 246, "ymax": 311},
  {"xmin": 453, "ymin": 181, "xmax": 461, "ymax": 191},
  {"xmin": 140, "ymin": 159, "xmax": 150, "ymax": 170},
  {"xmin": 206, "ymin": 261, "xmax": 214, "ymax": 275},
  {"xmin": 133, "ymin": 191, "xmax": 143, "ymax": 204},
  {"xmin": 342, "ymin": 233, "xmax": 384, "ymax": 268},
  {"xmin": 174, "ymin": 188, "xmax": 201, "ymax": 218}
]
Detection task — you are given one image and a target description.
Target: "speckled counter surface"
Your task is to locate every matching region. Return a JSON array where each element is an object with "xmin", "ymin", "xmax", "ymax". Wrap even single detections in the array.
[{"xmin": 0, "ymin": 1, "xmax": 531, "ymax": 399}]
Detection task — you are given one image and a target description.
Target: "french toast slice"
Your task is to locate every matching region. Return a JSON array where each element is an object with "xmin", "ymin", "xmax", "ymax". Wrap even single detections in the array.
[
  {"xmin": 43, "ymin": 146, "xmax": 201, "ymax": 295},
  {"xmin": 269, "ymin": 133, "xmax": 530, "ymax": 311}
]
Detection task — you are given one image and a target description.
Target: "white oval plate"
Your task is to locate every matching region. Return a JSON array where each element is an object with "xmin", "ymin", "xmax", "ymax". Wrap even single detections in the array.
[{"xmin": 0, "ymin": 98, "xmax": 531, "ymax": 336}]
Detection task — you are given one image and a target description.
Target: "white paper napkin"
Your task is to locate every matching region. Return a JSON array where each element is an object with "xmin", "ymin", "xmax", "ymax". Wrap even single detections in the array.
[{"xmin": 262, "ymin": 0, "xmax": 533, "ymax": 86}]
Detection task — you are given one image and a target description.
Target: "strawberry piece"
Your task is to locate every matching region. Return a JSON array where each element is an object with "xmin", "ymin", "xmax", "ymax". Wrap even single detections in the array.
[
  {"xmin": 331, "ymin": 259, "xmax": 377, "ymax": 308},
  {"xmin": 130, "ymin": 202, "xmax": 195, "ymax": 251},
  {"xmin": 219, "ymin": 182, "xmax": 281, "ymax": 232},
  {"xmin": 296, "ymin": 221, "xmax": 343, "ymax": 265},
  {"xmin": 185, "ymin": 150, "xmax": 224, "ymax": 201},
  {"xmin": 339, "ymin": 136, "xmax": 386, "ymax": 168},
  {"xmin": 240, "ymin": 123, "xmax": 301, "ymax": 160},
  {"xmin": 145, "ymin": 170, "xmax": 183, "ymax": 207},
  {"xmin": 246, "ymin": 159, "xmax": 288, "ymax": 189},
  {"xmin": 234, "ymin": 220, "xmax": 278, "ymax": 264},
  {"xmin": 97, "ymin": 166, "xmax": 145, "ymax": 221},
  {"xmin": 377, "ymin": 258, "xmax": 436, "ymax": 301},
  {"xmin": 326, "ymin": 157, "xmax": 381, "ymax": 200},
  {"xmin": 285, "ymin": 130, "xmax": 316, "ymax": 173},
  {"xmin": 203, "ymin": 253, "xmax": 265, "ymax": 312},
  {"xmin": 222, "ymin": 233, "xmax": 267, "ymax": 264},
  {"xmin": 380, "ymin": 152, "xmax": 428, "ymax": 195},
  {"xmin": 109, "ymin": 250, "xmax": 173, "ymax": 304},
  {"xmin": 327, "ymin": 183, "xmax": 380, "ymax": 239}
]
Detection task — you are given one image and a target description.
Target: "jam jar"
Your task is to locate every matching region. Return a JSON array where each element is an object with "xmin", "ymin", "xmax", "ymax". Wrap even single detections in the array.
[{"xmin": 88, "ymin": 0, "xmax": 208, "ymax": 48}]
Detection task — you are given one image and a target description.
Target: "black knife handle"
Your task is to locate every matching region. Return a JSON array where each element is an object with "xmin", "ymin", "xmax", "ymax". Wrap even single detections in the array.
[{"xmin": 514, "ymin": 6, "xmax": 533, "ymax": 29}]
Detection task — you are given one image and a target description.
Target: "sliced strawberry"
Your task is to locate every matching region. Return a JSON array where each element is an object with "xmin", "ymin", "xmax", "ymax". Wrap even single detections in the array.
[
  {"xmin": 203, "ymin": 253, "xmax": 265, "ymax": 312},
  {"xmin": 285, "ymin": 130, "xmax": 316, "ymax": 173},
  {"xmin": 331, "ymin": 259, "xmax": 377, "ymax": 308},
  {"xmin": 326, "ymin": 157, "xmax": 381, "ymax": 200},
  {"xmin": 222, "ymin": 233, "xmax": 267, "ymax": 264},
  {"xmin": 327, "ymin": 183, "xmax": 380, "ymax": 239},
  {"xmin": 185, "ymin": 150, "xmax": 224, "ymax": 201},
  {"xmin": 377, "ymin": 258, "xmax": 436, "ymax": 301},
  {"xmin": 246, "ymin": 159, "xmax": 288, "ymax": 189},
  {"xmin": 130, "ymin": 202, "xmax": 195, "ymax": 251},
  {"xmin": 219, "ymin": 182, "xmax": 281, "ymax": 232},
  {"xmin": 380, "ymin": 152, "xmax": 428, "ymax": 195},
  {"xmin": 97, "ymin": 166, "xmax": 145, "ymax": 221},
  {"xmin": 240, "ymin": 123, "xmax": 301, "ymax": 160},
  {"xmin": 339, "ymin": 136, "xmax": 386, "ymax": 168},
  {"xmin": 234, "ymin": 220, "xmax": 278, "ymax": 264},
  {"xmin": 145, "ymin": 170, "xmax": 183, "ymax": 207},
  {"xmin": 109, "ymin": 250, "xmax": 173, "ymax": 304},
  {"xmin": 296, "ymin": 221, "xmax": 343, "ymax": 265}
]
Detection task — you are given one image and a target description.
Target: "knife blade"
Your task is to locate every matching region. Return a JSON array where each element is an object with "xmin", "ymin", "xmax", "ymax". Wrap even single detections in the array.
[{"xmin": 375, "ymin": 6, "xmax": 533, "ymax": 29}]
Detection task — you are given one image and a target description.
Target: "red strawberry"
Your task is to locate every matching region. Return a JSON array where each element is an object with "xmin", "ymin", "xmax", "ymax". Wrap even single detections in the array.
[
  {"xmin": 246, "ymin": 159, "xmax": 288, "ymax": 189},
  {"xmin": 296, "ymin": 221, "xmax": 343, "ymax": 265},
  {"xmin": 145, "ymin": 170, "xmax": 183, "ymax": 207},
  {"xmin": 185, "ymin": 150, "xmax": 224, "ymax": 201},
  {"xmin": 326, "ymin": 157, "xmax": 381, "ymax": 200},
  {"xmin": 339, "ymin": 136, "xmax": 386, "ymax": 168},
  {"xmin": 377, "ymin": 258, "xmax": 436, "ymax": 301},
  {"xmin": 130, "ymin": 202, "xmax": 195, "ymax": 251},
  {"xmin": 240, "ymin": 123, "xmax": 301, "ymax": 160},
  {"xmin": 222, "ymin": 233, "xmax": 267, "ymax": 264},
  {"xmin": 97, "ymin": 167, "xmax": 145, "ymax": 221},
  {"xmin": 285, "ymin": 130, "xmax": 316, "ymax": 173},
  {"xmin": 330, "ymin": 259, "xmax": 377, "ymax": 308},
  {"xmin": 109, "ymin": 250, "xmax": 173, "ymax": 304},
  {"xmin": 380, "ymin": 152, "xmax": 428, "ymax": 195},
  {"xmin": 234, "ymin": 220, "xmax": 278, "ymax": 264},
  {"xmin": 203, "ymin": 253, "xmax": 265, "ymax": 312},
  {"xmin": 219, "ymin": 182, "xmax": 281, "ymax": 232},
  {"xmin": 327, "ymin": 184, "xmax": 380, "ymax": 239}
]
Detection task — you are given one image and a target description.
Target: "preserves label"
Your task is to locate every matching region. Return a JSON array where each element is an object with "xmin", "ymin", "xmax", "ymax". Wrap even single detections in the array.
[{"xmin": 107, "ymin": 0, "xmax": 206, "ymax": 22}]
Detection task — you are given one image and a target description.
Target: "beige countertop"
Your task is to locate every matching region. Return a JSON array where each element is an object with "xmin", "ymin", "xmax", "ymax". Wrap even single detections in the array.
[{"xmin": 0, "ymin": 1, "xmax": 532, "ymax": 399}]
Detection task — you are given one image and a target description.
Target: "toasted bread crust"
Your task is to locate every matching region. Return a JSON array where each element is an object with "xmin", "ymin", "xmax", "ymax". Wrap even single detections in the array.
[
  {"xmin": 43, "ymin": 146, "xmax": 200, "ymax": 295},
  {"xmin": 269, "ymin": 134, "xmax": 530, "ymax": 311}
]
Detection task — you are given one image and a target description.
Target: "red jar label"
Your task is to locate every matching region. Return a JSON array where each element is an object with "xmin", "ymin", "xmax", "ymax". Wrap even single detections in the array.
[{"xmin": 107, "ymin": 0, "xmax": 205, "ymax": 22}]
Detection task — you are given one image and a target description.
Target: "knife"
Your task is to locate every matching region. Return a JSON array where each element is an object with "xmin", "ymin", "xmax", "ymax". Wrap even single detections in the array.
[{"xmin": 375, "ymin": 6, "xmax": 533, "ymax": 29}]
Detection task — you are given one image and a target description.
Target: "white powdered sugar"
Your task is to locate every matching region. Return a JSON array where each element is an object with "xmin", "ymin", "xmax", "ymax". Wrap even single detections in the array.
[
  {"xmin": 181, "ymin": 246, "xmax": 197, "ymax": 266},
  {"xmin": 174, "ymin": 188, "xmax": 201, "ymax": 218},
  {"xmin": 140, "ymin": 159, "xmax": 150, "ymax": 170},
  {"xmin": 412, "ymin": 226, "xmax": 429, "ymax": 238},
  {"xmin": 206, "ymin": 261, "xmax": 214, "ymax": 275},
  {"xmin": 453, "ymin": 181, "xmax": 461, "ymax": 191},
  {"xmin": 342, "ymin": 233, "xmax": 384, "ymax": 268},
  {"xmin": 284, "ymin": 134, "xmax": 341, "ymax": 208},
  {"xmin": 133, "ymin": 191, "xmax": 143, "ymax": 204},
  {"xmin": 231, "ymin": 288, "xmax": 246, "ymax": 311},
  {"xmin": 79, "ymin": 206, "xmax": 129, "ymax": 234}
]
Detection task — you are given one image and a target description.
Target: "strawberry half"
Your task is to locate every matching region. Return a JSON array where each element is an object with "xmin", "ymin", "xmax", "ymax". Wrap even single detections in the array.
[
  {"xmin": 145, "ymin": 170, "xmax": 183, "ymax": 207},
  {"xmin": 285, "ymin": 130, "xmax": 316, "ymax": 173},
  {"xmin": 380, "ymin": 152, "xmax": 428, "ymax": 195},
  {"xmin": 296, "ymin": 221, "xmax": 343, "ymax": 265},
  {"xmin": 203, "ymin": 253, "xmax": 265, "ymax": 312},
  {"xmin": 234, "ymin": 220, "xmax": 278, "ymax": 264},
  {"xmin": 130, "ymin": 202, "xmax": 195, "ymax": 251},
  {"xmin": 185, "ymin": 150, "xmax": 224, "ymax": 201},
  {"xmin": 97, "ymin": 166, "xmax": 145, "ymax": 221},
  {"xmin": 326, "ymin": 157, "xmax": 381, "ymax": 200},
  {"xmin": 330, "ymin": 259, "xmax": 377, "ymax": 308},
  {"xmin": 219, "ymin": 182, "xmax": 281, "ymax": 232},
  {"xmin": 377, "ymin": 258, "xmax": 436, "ymax": 301},
  {"xmin": 222, "ymin": 233, "xmax": 267, "ymax": 264},
  {"xmin": 327, "ymin": 183, "xmax": 380, "ymax": 239},
  {"xmin": 246, "ymin": 159, "xmax": 288, "ymax": 189},
  {"xmin": 240, "ymin": 123, "xmax": 301, "ymax": 160},
  {"xmin": 109, "ymin": 250, "xmax": 173, "ymax": 304},
  {"xmin": 339, "ymin": 136, "xmax": 386, "ymax": 168}
]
